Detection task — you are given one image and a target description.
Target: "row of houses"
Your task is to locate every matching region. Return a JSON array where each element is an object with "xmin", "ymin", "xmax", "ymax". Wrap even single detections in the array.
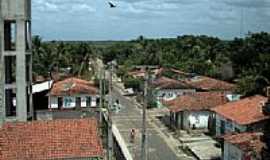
[
  {"xmin": 164, "ymin": 93, "xmax": 270, "ymax": 160},
  {"xmin": 128, "ymin": 67, "xmax": 269, "ymax": 159}
]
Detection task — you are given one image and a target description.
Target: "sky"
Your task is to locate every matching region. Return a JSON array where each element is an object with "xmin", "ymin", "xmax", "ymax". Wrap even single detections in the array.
[{"xmin": 32, "ymin": 0, "xmax": 270, "ymax": 41}]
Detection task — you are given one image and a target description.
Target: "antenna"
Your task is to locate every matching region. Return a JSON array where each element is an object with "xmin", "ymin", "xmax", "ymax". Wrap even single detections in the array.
[{"xmin": 240, "ymin": 7, "xmax": 244, "ymax": 38}]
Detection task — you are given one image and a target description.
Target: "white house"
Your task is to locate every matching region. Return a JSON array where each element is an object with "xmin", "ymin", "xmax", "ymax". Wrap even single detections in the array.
[
  {"xmin": 211, "ymin": 95, "xmax": 270, "ymax": 136},
  {"xmin": 165, "ymin": 92, "xmax": 229, "ymax": 131},
  {"xmin": 48, "ymin": 77, "xmax": 98, "ymax": 109},
  {"xmin": 152, "ymin": 76, "xmax": 196, "ymax": 101},
  {"xmin": 222, "ymin": 132, "xmax": 265, "ymax": 160}
]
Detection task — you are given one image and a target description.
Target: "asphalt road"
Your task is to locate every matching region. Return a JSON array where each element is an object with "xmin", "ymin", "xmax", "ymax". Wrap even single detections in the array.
[{"xmin": 111, "ymin": 86, "xmax": 180, "ymax": 160}]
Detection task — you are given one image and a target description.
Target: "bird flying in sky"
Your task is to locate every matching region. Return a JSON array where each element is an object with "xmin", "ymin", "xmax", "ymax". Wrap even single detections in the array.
[{"xmin": 108, "ymin": 1, "xmax": 116, "ymax": 8}]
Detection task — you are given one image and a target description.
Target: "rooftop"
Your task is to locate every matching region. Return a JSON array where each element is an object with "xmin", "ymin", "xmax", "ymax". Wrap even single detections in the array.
[
  {"xmin": 223, "ymin": 132, "xmax": 265, "ymax": 156},
  {"xmin": 151, "ymin": 76, "xmax": 193, "ymax": 89},
  {"xmin": 49, "ymin": 77, "xmax": 98, "ymax": 96},
  {"xmin": 128, "ymin": 67, "xmax": 163, "ymax": 78},
  {"xmin": 165, "ymin": 92, "xmax": 228, "ymax": 112},
  {"xmin": 212, "ymin": 95, "xmax": 269, "ymax": 125},
  {"xmin": 0, "ymin": 118, "xmax": 103, "ymax": 160},
  {"xmin": 185, "ymin": 76, "xmax": 236, "ymax": 91}
]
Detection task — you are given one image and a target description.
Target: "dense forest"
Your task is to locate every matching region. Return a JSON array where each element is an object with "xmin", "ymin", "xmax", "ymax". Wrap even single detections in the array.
[{"xmin": 32, "ymin": 32, "xmax": 270, "ymax": 96}]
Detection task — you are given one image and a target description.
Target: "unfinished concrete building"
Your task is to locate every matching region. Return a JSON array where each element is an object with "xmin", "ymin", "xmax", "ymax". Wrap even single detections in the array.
[{"xmin": 0, "ymin": 0, "xmax": 32, "ymax": 124}]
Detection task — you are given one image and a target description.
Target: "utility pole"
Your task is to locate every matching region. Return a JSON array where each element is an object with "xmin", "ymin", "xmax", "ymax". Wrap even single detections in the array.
[
  {"xmin": 141, "ymin": 67, "xmax": 148, "ymax": 160},
  {"xmin": 99, "ymin": 68, "xmax": 104, "ymax": 124},
  {"xmin": 107, "ymin": 62, "xmax": 114, "ymax": 160},
  {"xmin": 139, "ymin": 65, "xmax": 158, "ymax": 160}
]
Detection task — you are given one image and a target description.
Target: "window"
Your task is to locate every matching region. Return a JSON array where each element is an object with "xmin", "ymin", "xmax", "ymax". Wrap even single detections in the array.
[
  {"xmin": 26, "ymin": 55, "xmax": 31, "ymax": 82},
  {"xmin": 26, "ymin": 86, "xmax": 30, "ymax": 115},
  {"xmin": 5, "ymin": 89, "xmax": 16, "ymax": 117},
  {"xmin": 86, "ymin": 96, "xmax": 91, "ymax": 107},
  {"xmin": 4, "ymin": 21, "xmax": 16, "ymax": 51},
  {"xmin": 4, "ymin": 56, "xmax": 16, "ymax": 84},
  {"xmin": 235, "ymin": 128, "xmax": 241, "ymax": 133},
  {"xmin": 76, "ymin": 97, "xmax": 81, "ymax": 107},
  {"xmin": 226, "ymin": 120, "xmax": 233, "ymax": 129},
  {"xmin": 25, "ymin": 21, "xmax": 31, "ymax": 51}
]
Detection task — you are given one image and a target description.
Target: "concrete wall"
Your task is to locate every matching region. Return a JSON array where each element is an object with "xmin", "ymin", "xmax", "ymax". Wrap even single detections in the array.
[
  {"xmin": 215, "ymin": 114, "xmax": 247, "ymax": 136},
  {"xmin": 49, "ymin": 95, "xmax": 97, "ymax": 109},
  {"xmin": 156, "ymin": 89, "xmax": 195, "ymax": 101},
  {"xmin": 188, "ymin": 111, "xmax": 210, "ymax": 129},
  {"xmin": 0, "ymin": 0, "xmax": 32, "ymax": 123},
  {"xmin": 0, "ymin": 0, "xmax": 31, "ymax": 19},
  {"xmin": 173, "ymin": 110, "xmax": 211, "ymax": 130},
  {"xmin": 223, "ymin": 142, "xmax": 243, "ymax": 160}
]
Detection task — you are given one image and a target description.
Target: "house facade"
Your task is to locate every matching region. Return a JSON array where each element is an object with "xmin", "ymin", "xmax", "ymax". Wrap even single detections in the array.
[
  {"xmin": 152, "ymin": 76, "xmax": 196, "ymax": 101},
  {"xmin": 165, "ymin": 92, "xmax": 229, "ymax": 131},
  {"xmin": 151, "ymin": 76, "xmax": 196, "ymax": 108},
  {"xmin": 211, "ymin": 95, "xmax": 270, "ymax": 136},
  {"xmin": 48, "ymin": 77, "xmax": 98, "ymax": 109},
  {"xmin": 222, "ymin": 132, "xmax": 265, "ymax": 160}
]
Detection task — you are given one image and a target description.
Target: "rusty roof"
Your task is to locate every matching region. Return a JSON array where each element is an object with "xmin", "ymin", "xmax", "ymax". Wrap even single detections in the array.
[
  {"xmin": 212, "ymin": 95, "xmax": 270, "ymax": 125},
  {"xmin": 0, "ymin": 119, "xmax": 103, "ymax": 160},
  {"xmin": 151, "ymin": 76, "xmax": 193, "ymax": 89},
  {"xmin": 185, "ymin": 76, "xmax": 236, "ymax": 91},
  {"xmin": 165, "ymin": 92, "xmax": 228, "ymax": 112},
  {"xmin": 50, "ymin": 77, "xmax": 98, "ymax": 96}
]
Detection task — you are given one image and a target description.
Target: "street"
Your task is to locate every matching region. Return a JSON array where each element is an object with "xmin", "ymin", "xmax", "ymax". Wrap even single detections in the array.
[{"xmin": 110, "ymin": 85, "xmax": 190, "ymax": 160}]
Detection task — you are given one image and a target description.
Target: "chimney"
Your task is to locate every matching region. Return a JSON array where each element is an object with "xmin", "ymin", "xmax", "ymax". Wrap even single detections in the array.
[
  {"xmin": 263, "ymin": 87, "xmax": 270, "ymax": 115},
  {"xmin": 267, "ymin": 87, "xmax": 270, "ymax": 100}
]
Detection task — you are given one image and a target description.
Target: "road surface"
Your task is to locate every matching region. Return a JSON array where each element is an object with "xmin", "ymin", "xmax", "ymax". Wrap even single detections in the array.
[{"xmin": 111, "ymin": 86, "xmax": 182, "ymax": 160}]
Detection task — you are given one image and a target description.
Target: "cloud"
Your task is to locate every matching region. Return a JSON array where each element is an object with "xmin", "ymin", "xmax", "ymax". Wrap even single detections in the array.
[
  {"xmin": 32, "ymin": 0, "xmax": 270, "ymax": 40},
  {"xmin": 222, "ymin": 0, "xmax": 270, "ymax": 8},
  {"xmin": 33, "ymin": 0, "xmax": 96, "ymax": 14}
]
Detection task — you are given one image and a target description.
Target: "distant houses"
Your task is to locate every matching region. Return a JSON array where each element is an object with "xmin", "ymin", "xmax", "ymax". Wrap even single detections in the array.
[
  {"xmin": 48, "ymin": 77, "xmax": 99, "ymax": 110},
  {"xmin": 184, "ymin": 75, "xmax": 236, "ymax": 92},
  {"xmin": 150, "ymin": 76, "xmax": 196, "ymax": 107},
  {"xmin": 0, "ymin": 119, "xmax": 104, "ymax": 160}
]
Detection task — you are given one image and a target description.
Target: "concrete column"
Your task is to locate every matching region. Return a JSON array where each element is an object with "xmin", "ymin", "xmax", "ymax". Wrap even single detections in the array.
[
  {"xmin": 16, "ymin": 19, "xmax": 27, "ymax": 121},
  {"xmin": 183, "ymin": 111, "xmax": 190, "ymax": 130},
  {"xmin": 0, "ymin": 18, "xmax": 4, "ymax": 124}
]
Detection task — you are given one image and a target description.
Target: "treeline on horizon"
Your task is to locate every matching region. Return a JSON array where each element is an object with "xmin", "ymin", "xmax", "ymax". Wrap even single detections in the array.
[{"xmin": 32, "ymin": 32, "xmax": 270, "ymax": 96}]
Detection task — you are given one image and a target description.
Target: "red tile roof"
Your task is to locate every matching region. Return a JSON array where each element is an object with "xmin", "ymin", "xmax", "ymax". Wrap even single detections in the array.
[
  {"xmin": 185, "ymin": 76, "xmax": 236, "ymax": 91},
  {"xmin": 165, "ymin": 92, "xmax": 228, "ymax": 112},
  {"xmin": 152, "ymin": 76, "xmax": 193, "ymax": 89},
  {"xmin": 212, "ymin": 95, "xmax": 270, "ymax": 125},
  {"xmin": 0, "ymin": 119, "xmax": 103, "ymax": 160},
  {"xmin": 50, "ymin": 77, "xmax": 98, "ymax": 96},
  {"xmin": 223, "ymin": 132, "xmax": 265, "ymax": 156}
]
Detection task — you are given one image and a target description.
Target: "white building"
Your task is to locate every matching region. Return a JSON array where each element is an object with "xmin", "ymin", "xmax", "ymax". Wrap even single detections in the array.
[
  {"xmin": 48, "ymin": 77, "xmax": 98, "ymax": 109},
  {"xmin": 165, "ymin": 92, "xmax": 229, "ymax": 131},
  {"xmin": 152, "ymin": 76, "xmax": 196, "ymax": 101}
]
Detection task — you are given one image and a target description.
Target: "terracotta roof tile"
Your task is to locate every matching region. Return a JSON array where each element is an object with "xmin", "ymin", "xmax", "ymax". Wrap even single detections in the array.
[
  {"xmin": 152, "ymin": 76, "xmax": 193, "ymax": 89},
  {"xmin": 50, "ymin": 77, "xmax": 98, "ymax": 96},
  {"xmin": 185, "ymin": 76, "xmax": 236, "ymax": 91},
  {"xmin": 223, "ymin": 132, "xmax": 265, "ymax": 155},
  {"xmin": 165, "ymin": 92, "xmax": 228, "ymax": 112},
  {"xmin": 0, "ymin": 118, "xmax": 103, "ymax": 160},
  {"xmin": 212, "ymin": 95, "xmax": 270, "ymax": 125}
]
